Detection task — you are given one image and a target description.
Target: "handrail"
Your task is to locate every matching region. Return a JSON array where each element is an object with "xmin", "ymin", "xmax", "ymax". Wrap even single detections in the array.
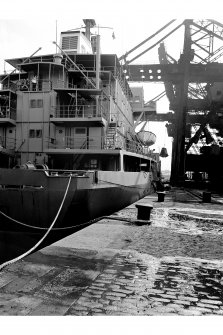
[
  {"xmin": 45, "ymin": 134, "xmax": 154, "ymax": 157},
  {"xmin": 0, "ymin": 107, "xmax": 16, "ymax": 120},
  {"xmin": 0, "ymin": 135, "xmax": 16, "ymax": 150},
  {"xmin": 51, "ymin": 104, "xmax": 108, "ymax": 119}
]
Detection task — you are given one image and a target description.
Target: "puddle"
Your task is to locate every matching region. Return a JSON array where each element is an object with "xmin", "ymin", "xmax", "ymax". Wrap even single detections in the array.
[
  {"xmin": 152, "ymin": 260, "xmax": 223, "ymax": 308},
  {"xmin": 151, "ymin": 208, "xmax": 223, "ymax": 236},
  {"xmin": 115, "ymin": 207, "xmax": 223, "ymax": 235}
]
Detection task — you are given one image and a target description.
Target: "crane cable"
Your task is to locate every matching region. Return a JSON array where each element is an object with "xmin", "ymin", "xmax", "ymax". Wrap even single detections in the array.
[{"xmin": 0, "ymin": 174, "xmax": 72, "ymax": 271}]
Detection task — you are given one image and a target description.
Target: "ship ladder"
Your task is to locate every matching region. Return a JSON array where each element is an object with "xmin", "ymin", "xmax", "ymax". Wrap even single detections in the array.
[{"xmin": 106, "ymin": 123, "xmax": 116, "ymax": 149}]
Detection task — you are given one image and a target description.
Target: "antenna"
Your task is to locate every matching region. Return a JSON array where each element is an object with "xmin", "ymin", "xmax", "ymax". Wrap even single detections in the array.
[
  {"xmin": 93, "ymin": 25, "xmax": 115, "ymax": 40},
  {"xmin": 56, "ymin": 20, "xmax": 58, "ymax": 53}
]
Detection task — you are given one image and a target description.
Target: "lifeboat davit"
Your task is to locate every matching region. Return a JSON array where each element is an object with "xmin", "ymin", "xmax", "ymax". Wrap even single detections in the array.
[{"xmin": 137, "ymin": 130, "xmax": 156, "ymax": 146}]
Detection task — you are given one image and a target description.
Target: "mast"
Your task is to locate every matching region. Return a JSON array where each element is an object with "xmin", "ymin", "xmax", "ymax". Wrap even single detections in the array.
[{"xmin": 96, "ymin": 34, "xmax": 100, "ymax": 89}]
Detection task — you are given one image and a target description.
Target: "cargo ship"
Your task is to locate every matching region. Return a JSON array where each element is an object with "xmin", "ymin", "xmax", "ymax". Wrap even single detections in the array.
[{"xmin": 0, "ymin": 19, "xmax": 160, "ymax": 236}]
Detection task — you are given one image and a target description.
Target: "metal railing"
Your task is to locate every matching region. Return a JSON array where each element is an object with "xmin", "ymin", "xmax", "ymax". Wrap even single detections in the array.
[
  {"xmin": 51, "ymin": 103, "xmax": 108, "ymax": 120},
  {"xmin": 0, "ymin": 107, "xmax": 16, "ymax": 120},
  {"xmin": 47, "ymin": 135, "xmax": 104, "ymax": 150},
  {"xmin": 1, "ymin": 79, "xmax": 80, "ymax": 92},
  {"xmin": 1, "ymin": 79, "xmax": 52, "ymax": 92},
  {"xmin": 0, "ymin": 136, "xmax": 16, "ymax": 151},
  {"xmin": 1, "ymin": 78, "xmax": 110, "ymax": 92},
  {"xmin": 1, "ymin": 81, "xmax": 17, "ymax": 92},
  {"xmin": 46, "ymin": 134, "xmax": 154, "ymax": 157}
]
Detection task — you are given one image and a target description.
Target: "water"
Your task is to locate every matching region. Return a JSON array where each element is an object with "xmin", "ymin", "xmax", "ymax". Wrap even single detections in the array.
[{"xmin": 110, "ymin": 207, "xmax": 223, "ymax": 260}]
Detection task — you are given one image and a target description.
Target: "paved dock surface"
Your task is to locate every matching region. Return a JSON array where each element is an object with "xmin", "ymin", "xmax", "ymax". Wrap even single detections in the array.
[{"xmin": 1, "ymin": 187, "xmax": 223, "ymax": 316}]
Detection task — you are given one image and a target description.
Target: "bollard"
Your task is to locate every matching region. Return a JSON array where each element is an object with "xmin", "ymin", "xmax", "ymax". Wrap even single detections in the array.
[
  {"xmin": 202, "ymin": 191, "xmax": 211, "ymax": 203},
  {"xmin": 135, "ymin": 203, "xmax": 153, "ymax": 221},
  {"xmin": 157, "ymin": 191, "xmax": 165, "ymax": 202}
]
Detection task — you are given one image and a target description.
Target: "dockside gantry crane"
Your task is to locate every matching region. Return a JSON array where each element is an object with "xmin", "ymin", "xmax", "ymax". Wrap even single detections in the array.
[{"xmin": 120, "ymin": 19, "xmax": 223, "ymax": 188}]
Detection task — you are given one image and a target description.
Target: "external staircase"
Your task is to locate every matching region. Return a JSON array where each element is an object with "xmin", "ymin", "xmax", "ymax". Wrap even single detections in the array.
[{"xmin": 105, "ymin": 123, "xmax": 117, "ymax": 149}]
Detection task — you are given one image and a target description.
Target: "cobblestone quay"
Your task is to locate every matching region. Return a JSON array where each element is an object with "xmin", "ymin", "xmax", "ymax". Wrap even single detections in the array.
[{"xmin": 1, "ymin": 188, "xmax": 223, "ymax": 316}]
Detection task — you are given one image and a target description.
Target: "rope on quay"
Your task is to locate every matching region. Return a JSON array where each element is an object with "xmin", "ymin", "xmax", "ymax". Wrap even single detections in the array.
[{"xmin": 0, "ymin": 175, "xmax": 72, "ymax": 271}]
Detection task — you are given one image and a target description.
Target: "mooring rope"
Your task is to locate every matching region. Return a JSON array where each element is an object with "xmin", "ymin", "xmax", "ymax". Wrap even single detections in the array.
[{"xmin": 0, "ymin": 174, "xmax": 72, "ymax": 271}]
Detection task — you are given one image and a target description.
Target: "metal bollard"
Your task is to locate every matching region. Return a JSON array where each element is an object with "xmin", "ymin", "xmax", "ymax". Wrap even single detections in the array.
[
  {"xmin": 202, "ymin": 191, "xmax": 211, "ymax": 203},
  {"xmin": 135, "ymin": 203, "xmax": 153, "ymax": 221},
  {"xmin": 157, "ymin": 191, "xmax": 165, "ymax": 202}
]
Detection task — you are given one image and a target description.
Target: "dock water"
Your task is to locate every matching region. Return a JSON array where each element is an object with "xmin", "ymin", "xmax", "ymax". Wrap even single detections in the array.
[{"xmin": 1, "ymin": 187, "xmax": 223, "ymax": 316}]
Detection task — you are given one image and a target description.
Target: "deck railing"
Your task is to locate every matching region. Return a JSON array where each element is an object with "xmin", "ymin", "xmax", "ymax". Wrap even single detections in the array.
[
  {"xmin": 0, "ymin": 136, "xmax": 16, "ymax": 151},
  {"xmin": 51, "ymin": 104, "xmax": 108, "ymax": 120},
  {"xmin": 1, "ymin": 81, "xmax": 17, "ymax": 92},
  {"xmin": 46, "ymin": 134, "xmax": 153, "ymax": 157},
  {"xmin": 0, "ymin": 107, "xmax": 16, "ymax": 120},
  {"xmin": 47, "ymin": 135, "xmax": 104, "ymax": 150}
]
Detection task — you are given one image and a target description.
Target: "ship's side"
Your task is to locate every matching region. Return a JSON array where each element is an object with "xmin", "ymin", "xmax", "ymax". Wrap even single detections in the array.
[
  {"xmin": 0, "ymin": 20, "xmax": 160, "ymax": 234},
  {"xmin": 0, "ymin": 166, "xmax": 155, "ymax": 232}
]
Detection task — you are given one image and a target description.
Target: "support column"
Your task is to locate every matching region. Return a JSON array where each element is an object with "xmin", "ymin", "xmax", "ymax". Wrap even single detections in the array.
[
  {"xmin": 95, "ymin": 35, "xmax": 101, "ymax": 116},
  {"xmin": 170, "ymin": 20, "xmax": 192, "ymax": 186},
  {"xmin": 120, "ymin": 151, "xmax": 124, "ymax": 171}
]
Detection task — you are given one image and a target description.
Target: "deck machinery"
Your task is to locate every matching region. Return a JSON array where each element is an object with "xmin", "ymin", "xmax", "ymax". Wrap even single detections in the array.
[{"xmin": 120, "ymin": 19, "xmax": 223, "ymax": 190}]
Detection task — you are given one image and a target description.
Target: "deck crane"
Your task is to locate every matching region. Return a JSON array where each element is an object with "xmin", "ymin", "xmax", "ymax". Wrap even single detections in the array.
[{"xmin": 121, "ymin": 19, "xmax": 223, "ymax": 189}]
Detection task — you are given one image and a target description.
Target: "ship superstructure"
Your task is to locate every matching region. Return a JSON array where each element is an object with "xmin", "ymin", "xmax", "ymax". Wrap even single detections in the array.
[
  {"xmin": 0, "ymin": 19, "xmax": 159, "ymax": 234},
  {"xmin": 0, "ymin": 19, "xmax": 158, "ymax": 173}
]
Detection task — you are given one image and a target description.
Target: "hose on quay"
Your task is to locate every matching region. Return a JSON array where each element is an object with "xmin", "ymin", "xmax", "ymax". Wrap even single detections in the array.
[{"xmin": 0, "ymin": 174, "xmax": 72, "ymax": 271}]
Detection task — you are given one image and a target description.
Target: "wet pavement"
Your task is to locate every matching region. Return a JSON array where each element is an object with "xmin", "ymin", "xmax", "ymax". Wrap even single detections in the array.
[{"xmin": 0, "ymin": 187, "xmax": 223, "ymax": 316}]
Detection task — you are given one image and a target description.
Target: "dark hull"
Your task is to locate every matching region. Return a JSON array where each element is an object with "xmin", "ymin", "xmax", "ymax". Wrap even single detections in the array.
[
  {"xmin": 0, "ymin": 169, "xmax": 154, "ymax": 233},
  {"xmin": 0, "ymin": 168, "xmax": 154, "ymax": 263}
]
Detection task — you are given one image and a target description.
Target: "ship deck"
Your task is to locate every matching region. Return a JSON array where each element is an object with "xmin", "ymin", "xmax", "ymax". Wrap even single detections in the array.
[{"xmin": 1, "ymin": 188, "xmax": 223, "ymax": 318}]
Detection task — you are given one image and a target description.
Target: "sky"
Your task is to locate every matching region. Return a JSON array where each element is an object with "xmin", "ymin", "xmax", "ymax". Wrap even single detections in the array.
[{"xmin": 0, "ymin": 0, "xmax": 222, "ymax": 174}]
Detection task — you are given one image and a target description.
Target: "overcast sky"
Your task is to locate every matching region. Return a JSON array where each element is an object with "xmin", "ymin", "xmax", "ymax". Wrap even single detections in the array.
[{"xmin": 0, "ymin": 0, "xmax": 222, "ymax": 171}]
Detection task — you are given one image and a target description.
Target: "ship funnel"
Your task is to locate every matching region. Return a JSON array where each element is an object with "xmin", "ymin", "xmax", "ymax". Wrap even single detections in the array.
[{"xmin": 83, "ymin": 19, "xmax": 96, "ymax": 40}]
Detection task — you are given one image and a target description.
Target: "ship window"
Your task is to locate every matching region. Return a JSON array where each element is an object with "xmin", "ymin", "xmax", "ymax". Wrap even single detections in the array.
[
  {"xmin": 36, "ymin": 129, "xmax": 42, "ymax": 138},
  {"xmin": 29, "ymin": 129, "xmax": 42, "ymax": 138},
  {"xmin": 29, "ymin": 129, "xmax": 35, "ymax": 138},
  {"xmin": 30, "ymin": 99, "xmax": 43, "ymax": 108},
  {"xmin": 90, "ymin": 159, "xmax": 97, "ymax": 169},
  {"xmin": 37, "ymin": 99, "xmax": 43, "ymax": 108},
  {"xmin": 30, "ymin": 100, "xmax": 35, "ymax": 108},
  {"xmin": 75, "ymin": 128, "xmax": 86, "ymax": 134}
]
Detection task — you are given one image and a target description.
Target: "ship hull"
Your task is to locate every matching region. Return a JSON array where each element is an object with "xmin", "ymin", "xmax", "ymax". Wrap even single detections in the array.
[{"xmin": 0, "ymin": 168, "xmax": 154, "ymax": 234}]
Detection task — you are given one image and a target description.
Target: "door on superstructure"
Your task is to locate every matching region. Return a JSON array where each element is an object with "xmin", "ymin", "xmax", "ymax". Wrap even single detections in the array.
[
  {"xmin": 74, "ymin": 127, "xmax": 87, "ymax": 149},
  {"xmin": 89, "ymin": 127, "xmax": 102, "ymax": 149},
  {"xmin": 65, "ymin": 127, "xmax": 73, "ymax": 148},
  {"xmin": 0, "ymin": 127, "xmax": 6, "ymax": 147}
]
